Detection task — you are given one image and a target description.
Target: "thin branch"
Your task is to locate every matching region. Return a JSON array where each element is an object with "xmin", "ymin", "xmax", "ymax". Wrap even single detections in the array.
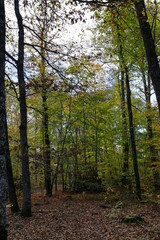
[
  {"xmin": 5, "ymin": 51, "xmax": 17, "ymax": 63},
  {"xmin": 30, "ymin": 44, "xmax": 72, "ymax": 84},
  {"xmin": 73, "ymin": 0, "xmax": 125, "ymax": 6},
  {"xmin": 24, "ymin": 42, "xmax": 73, "ymax": 58},
  {"xmin": 136, "ymin": 92, "xmax": 145, "ymax": 102},
  {"xmin": 27, "ymin": 105, "xmax": 42, "ymax": 115},
  {"xmin": 5, "ymin": 59, "xmax": 17, "ymax": 69},
  {"xmin": 23, "ymin": 24, "xmax": 67, "ymax": 50},
  {"xmin": 5, "ymin": 73, "xmax": 19, "ymax": 101}
]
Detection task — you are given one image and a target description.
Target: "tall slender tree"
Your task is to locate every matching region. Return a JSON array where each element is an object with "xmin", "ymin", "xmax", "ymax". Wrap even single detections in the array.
[
  {"xmin": 0, "ymin": 0, "xmax": 7, "ymax": 238},
  {"xmin": 14, "ymin": 0, "xmax": 31, "ymax": 217},
  {"xmin": 134, "ymin": 0, "xmax": 160, "ymax": 114},
  {"xmin": 40, "ymin": 1, "xmax": 52, "ymax": 196},
  {"xmin": 125, "ymin": 68, "xmax": 141, "ymax": 199},
  {"xmin": 41, "ymin": 39, "xmax": 52, "ymax": 197},
  {"xmin": 117, "ymin": 28, "xmax": 129, "ymax": 185},
  {"xmin": 119, "ymin": 64, "xmax": 129, "ymax": 185},
  {"xmin": 5, "ymin": 119, "xmax": 20, "ymax": 213}
]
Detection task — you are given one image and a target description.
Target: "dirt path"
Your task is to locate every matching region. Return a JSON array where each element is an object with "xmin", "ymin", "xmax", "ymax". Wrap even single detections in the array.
[{"xmin": 7, "ymin": 192, "xmax": 160, "ymax": 240}]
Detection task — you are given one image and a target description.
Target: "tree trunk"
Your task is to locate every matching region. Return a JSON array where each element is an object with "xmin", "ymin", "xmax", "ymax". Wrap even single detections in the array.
[
  {"xmin": 135, "ymin": 0, "xmax": 160, "ymax": 114},
  {"xmin": 119, "ymin": 69, "xmax": 129, "ymax": 185},
  {"xmin": 61, "ymin": 159, "xmax": 65, "ymax": 191},
  {"xmin": 125, "ymin": 68, "xmax": 141, "ymax": 199},
  {"xmin": 73, "ymin": 129, "xmax": 79, "ymax": 192},
  {"xmin": 39, "ymin": 6, "xmax": 52, "ymax": 196},
  {"xmin": 95, "ymin": 108, "xmax": 98, "ymax": 179},
  {"xmin": 5, "ymin": 119, "xmax": 20, "ymax": 213},
  {"xmin": 42, "ymin": 90, "xmax": 52, "ymax": 196},
  {"xmin": 0, "ymin": 0, "xmax": 7, "ymax": 238},
  {"xmin": 14, "ymin": 0, "xmax": 31, "ymax": 217},
  {"xmin": 117, "ymin": 40, "xmax": 129, "ymax": 185},
  {"xmin": 83, "ymin": 103, "xmax": 87, "ymax": 165}
]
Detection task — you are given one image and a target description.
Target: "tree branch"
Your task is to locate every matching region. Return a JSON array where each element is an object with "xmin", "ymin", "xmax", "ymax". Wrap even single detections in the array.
[
  {"xmin": 5, "ymin": 51, "xmax": 17, "ymax": 64},
  {"xmin": 5, "ymin": 73, "xmax": 19, "ymax": 101}
]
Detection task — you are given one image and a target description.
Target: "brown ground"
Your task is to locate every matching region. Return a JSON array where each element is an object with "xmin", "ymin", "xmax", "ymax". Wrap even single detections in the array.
[{"xmin": 7, "ymin": 191, "xmax": 160, "ymax": 240}]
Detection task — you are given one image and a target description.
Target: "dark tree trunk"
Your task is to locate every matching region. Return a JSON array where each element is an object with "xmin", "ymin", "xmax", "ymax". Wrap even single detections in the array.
[
  {"xmin": 14, "ymin": 0, "xmax": 31, "ymax": 217},
  {"xmin": 117, "ymin": 41, "xmax": 129, "ymax": 185},
  {"xmin": 5, "ymin": 120, "xmax": 20, "ymax": 213},
  {"xmin": 125, "ymin": 68, "xmax": 141, "ymax": 199},
  {"xmin": 39, "ymin": 12, "xmax": 52, "ymax": 196},
  {"xmin": 135, "ymin": 0, "xmax": 160, "ymax": 114},
  {"xmin": 0, "ymin": 0, "xmax": 7, "ymax": 238},
  {"xmin": 120, "ymin": 69, "xmax": 129, "ymax": 185},
  {"xmin": 61, "ymin": 159, "xmax": 65, "ymax": 191},
  {"xmin": 55, "ymin": 172, "xmax": 58, "ymax": 192},
  {"xmin": 73, "ymin": 129, "xmax": 79, "ymax": 192},
  {"xmin": 83, "ymin": 103, "xmax": 87, "ymax": 165},
  {"xmin": 95, "ymin": 109, "xmax": 98, "ymax": 179},
  {"xmin": 42, "ymin": 90, "xmax": 52, "ymax": 196},
  {"xmin": 41, "ymin": 55, "xmax": 52, "ymax": 196}
]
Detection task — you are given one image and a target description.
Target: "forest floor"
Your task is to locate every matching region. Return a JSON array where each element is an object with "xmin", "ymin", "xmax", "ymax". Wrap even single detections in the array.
[{"xmin": 7, "ymin": 189, "xmax": 160, "ymax": 240}]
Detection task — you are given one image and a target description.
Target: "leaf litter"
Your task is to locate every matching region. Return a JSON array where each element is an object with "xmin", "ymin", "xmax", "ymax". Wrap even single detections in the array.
[{"xmin": 7, "ymin": 191, "xmax": 160, "ymax": 240}]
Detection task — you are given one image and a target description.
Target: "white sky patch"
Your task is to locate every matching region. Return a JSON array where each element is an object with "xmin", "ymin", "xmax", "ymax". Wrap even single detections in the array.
[{"xmin": 64, "ymin": 11, "xmax": 94, "ymax": 43}]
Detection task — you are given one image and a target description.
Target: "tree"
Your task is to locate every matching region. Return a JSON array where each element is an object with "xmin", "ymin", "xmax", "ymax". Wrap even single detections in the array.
[
  {"xmin": 125, "ymin": 67, "xmax": 141, "ymax": 199},
  {"xmin": 14, "ymin": 0, "xmax": 31, "ymax": 217},
  {"xmin": 0, "ymin": 0, "xmax": 7, "ymax": 238},
  {"xmin": 118, "ymin": 47, "xmax": 129, "ymax": 186},
  {"xmin": 3, "ymin": 0, "xmax": 160, "ymax": 207},
  {"xmin": 134, "ymin": 0, "xmax": 160, "ymax": 115},
  {"xmin": 23, "ymin": 0, "xmax": 68, "ymax": 196},
  {"xmin": 112, "ymin": 10, "xmax": 141, "ymax": 198},
  {"xmin": 93, "ymin": 1, "xmax": 143, "ymax": 194},
  {"xmin": 72, "ymin": 0, "xmax": 160, "ymax": 114},
  {"xmin": 39, "ymin": 1, "xmax": 52, "ymax": 196},
  {"xmin": 5, "ymin": 118, "xmax": 20, "ymax": 213},
  {"xmin": 140, "ymin": 65, "xmax": 160, "ymax": 190}
]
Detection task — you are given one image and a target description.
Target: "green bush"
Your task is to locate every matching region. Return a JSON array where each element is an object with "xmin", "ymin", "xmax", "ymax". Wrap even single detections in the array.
[{"xmin": 72, "ymin": 166, "xmax": 104, "ymax": 193}]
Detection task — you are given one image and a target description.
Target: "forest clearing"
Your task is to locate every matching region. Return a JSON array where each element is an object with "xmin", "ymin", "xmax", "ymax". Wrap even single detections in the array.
[{"xmin": 7, "ymin": 190, "xmax": 160, "ymax": 240}]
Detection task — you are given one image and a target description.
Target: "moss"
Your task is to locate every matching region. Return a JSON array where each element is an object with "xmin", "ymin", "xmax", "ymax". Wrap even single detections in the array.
[{"xmin": 121, "ymin": 215, "xmax": 145, "ymax": 224}]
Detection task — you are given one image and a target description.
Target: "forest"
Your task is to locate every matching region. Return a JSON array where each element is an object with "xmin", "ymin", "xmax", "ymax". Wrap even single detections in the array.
[{"xmin": 1, "ymin": 0, "xmax": 160, "ymax": 239}]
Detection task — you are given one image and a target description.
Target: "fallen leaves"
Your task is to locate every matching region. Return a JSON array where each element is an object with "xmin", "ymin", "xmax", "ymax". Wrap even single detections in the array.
[{"xmin": 7, "ymin": 192, "xmax": 160, "ymax": 240}]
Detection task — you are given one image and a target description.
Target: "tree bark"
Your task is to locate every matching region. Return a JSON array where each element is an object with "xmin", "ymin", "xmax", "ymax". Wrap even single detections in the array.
[
  {"xmin": 94, "ymin": 108, "xmax": 98, "ymax": 179},
  {"xmin": 73, "ymin": 129, "xmax": 79, "ymax": 192},
  {"xmin": 117, "ymin": 34, "xmax": 129, "ymax": 185},
  {"xmin": 118, "ymin": 43, "xmax": 129, "ymax": 185},
  {"xmin": 119, "ymin": 69, "xmax": 129, "ymax": 185},
  {"xmin": 0, "ymin": 0, "xmax": 7, "ymax": 238},
  {"xmin": 41, "ymin": 54, "xmax": 52, "ymax": 196},
  {"xmin": 125, "ymin": 68, "xmax": 141, "ymax": 199},
  {"xmin": 42, "ymin": 90, "xmax": 52, "ymax": 196},
  {"xmin": 83, "ymin": 101, "xmax": 87, "ymax": 165},
  {"xmin": 14, "ymin": 0, "xmax": 31, "ymax": 217},
  {"xmin": 39, "ymin": 2, "xmax": 52, "ymax": 196},
  {"xmin": 135, "ymin": 0, "xmax": 160, "ymax": 114},
  {"xmin": 5, "ymin": 119, "xmax": 20, "ymax": 213}
]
